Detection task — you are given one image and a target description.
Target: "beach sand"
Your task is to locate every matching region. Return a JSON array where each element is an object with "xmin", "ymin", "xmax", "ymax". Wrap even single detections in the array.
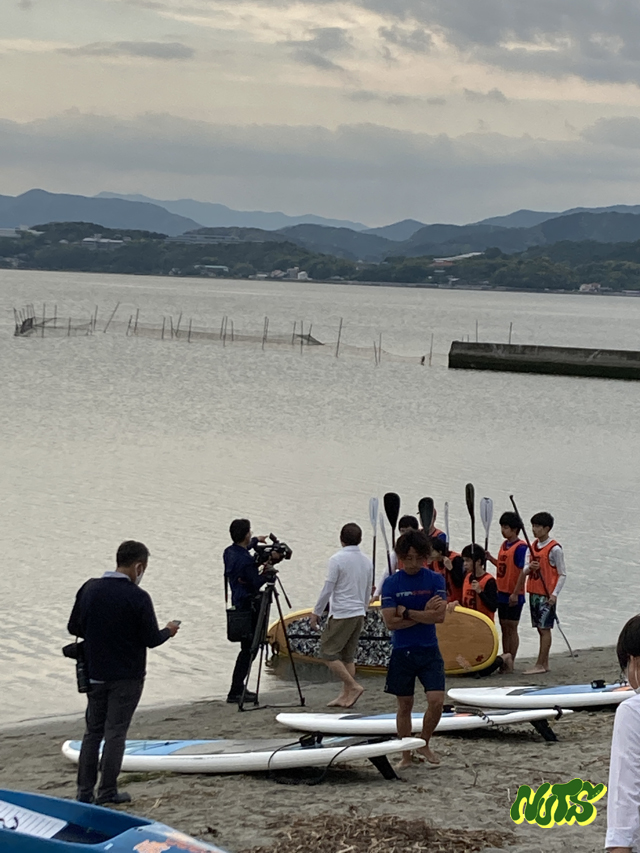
[{"xmin": 0, "ymin": 646, "xmax": 620, "ymax": 853}]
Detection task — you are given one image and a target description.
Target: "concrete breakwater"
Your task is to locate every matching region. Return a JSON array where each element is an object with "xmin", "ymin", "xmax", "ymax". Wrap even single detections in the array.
[{"xmin": 449, "ymin": 341, "xmax": 640, "ymax": 380}]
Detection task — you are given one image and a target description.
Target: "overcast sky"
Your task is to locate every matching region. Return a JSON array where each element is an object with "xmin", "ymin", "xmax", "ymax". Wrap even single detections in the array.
[{"xmin": 4, "ymin": 0, "xmax": 640, "ymax": 225}]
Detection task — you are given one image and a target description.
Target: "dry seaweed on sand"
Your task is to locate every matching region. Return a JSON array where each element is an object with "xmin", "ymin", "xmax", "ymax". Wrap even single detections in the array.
[{"xmin": 240, "ymin": 810, "xmax": 516, "ymax": 853}]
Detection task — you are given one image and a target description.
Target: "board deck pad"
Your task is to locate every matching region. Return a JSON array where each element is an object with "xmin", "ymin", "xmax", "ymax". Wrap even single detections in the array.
[{"xmin": 268, "ymin": 604, "xmax": 499, "ymax": 675}]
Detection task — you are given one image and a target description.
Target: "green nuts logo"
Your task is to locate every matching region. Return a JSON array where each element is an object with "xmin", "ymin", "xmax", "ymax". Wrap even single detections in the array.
[{"xmin": 510, "ymin": 778, "xmax": 607, "ymax": 828}]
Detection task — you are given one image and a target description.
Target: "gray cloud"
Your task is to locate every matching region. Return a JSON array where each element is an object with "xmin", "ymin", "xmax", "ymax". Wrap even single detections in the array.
[
  {"xmin": 252, "ymin": 0, "xmax": 640, "ymax": 85},
  {"xmin": 378, "ymin": 25, "xmax": 432, "ymax": 54},
  {"xmin": 463, "ymin": 88, "xmax": 508, "ymax": 103},
  {"xmin": 17, "ymin": 0, "xmax": 34, "ymax": 8},
  {"xmin": 284, "ymin": 26, "xmax": 351, "ymax": 72},
  {"xmin": 581, "ymin": 117, "xmax": 640, "ymax": 149},
  {"xmin": 59, "ymin": 41, "xmax": 195, "ymax": 60},
  {"xmin": 2, "ymin": 111, "xmax": 640, "ymax": 223},
  {"xmin": 346, "ymin": 89, "xmax": 422, "ymax": 105}
]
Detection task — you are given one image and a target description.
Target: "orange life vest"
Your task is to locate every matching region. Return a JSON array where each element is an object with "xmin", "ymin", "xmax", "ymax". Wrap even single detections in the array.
[
  {"xmin": 496, "ymin": 539, "xmax": 526, "ymax": 595},
  {"xmin": 431, "ymin": 552, "xmax": 462, "ymax": 602},
  {"xmin": 462, "ymin": 572, "xmax": 495, "ymax": 620},
  {"xmin": 526, "ymin": 538, "xmax": 560, "ymax": 596}
]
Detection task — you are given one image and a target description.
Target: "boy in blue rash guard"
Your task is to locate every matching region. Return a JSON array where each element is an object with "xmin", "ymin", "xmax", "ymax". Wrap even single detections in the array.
[{"xmin": 381, "ymin": 529, "xmax": 447, "ymax": 768}]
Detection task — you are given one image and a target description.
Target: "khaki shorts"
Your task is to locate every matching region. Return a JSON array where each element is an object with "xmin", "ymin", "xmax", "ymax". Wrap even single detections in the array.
[{"xmin": 320, "ymin": 615, "xmax": 364, "ymax": 663}]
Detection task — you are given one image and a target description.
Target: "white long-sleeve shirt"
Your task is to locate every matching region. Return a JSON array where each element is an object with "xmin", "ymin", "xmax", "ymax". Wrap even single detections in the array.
[
  {"xmin": 313, "ymin": 545, "xmax": 373, "ymax": 619},
  {"xmin": 524, "ymin": 537, "xmax": 566, "ymax": 597},
  {"xmin": 606, "ymin": 691, "xmax": 640, "ymax": 851}
]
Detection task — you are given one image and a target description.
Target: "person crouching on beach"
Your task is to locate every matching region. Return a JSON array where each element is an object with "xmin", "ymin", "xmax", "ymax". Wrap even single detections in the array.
[
  {"xmin": 310, "ymin": 523, "xmax": 373, "ymax": 708},
  {"xmin": 381, "ymin": 529, "xmax": 447, "ymax": 768},
  {"xmin": 523, "ymin": 512, "xmax": 566, "ymax": 675},
  {"xmin": 486, "ymin": 511, "xmax": 527, "ymax": 667},
  {"xmin": 459, "ymin": 544, "xmax": 512, "ymax": 675}
]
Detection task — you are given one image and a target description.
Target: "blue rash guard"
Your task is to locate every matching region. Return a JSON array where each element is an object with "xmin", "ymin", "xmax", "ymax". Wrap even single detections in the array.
[{"xmin": 381, "ymin": 568, "xmax": 447, "ymax": 650}]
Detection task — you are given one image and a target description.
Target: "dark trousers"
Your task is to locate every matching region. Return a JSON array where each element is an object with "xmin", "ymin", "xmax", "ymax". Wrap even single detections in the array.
[
  {"xmin": 77, "ymin": 678, "xmax": 144, "ymax": 800},
  {"xmin": 229, "ymin": 638, "xmax": 253, "ymax": 697}
]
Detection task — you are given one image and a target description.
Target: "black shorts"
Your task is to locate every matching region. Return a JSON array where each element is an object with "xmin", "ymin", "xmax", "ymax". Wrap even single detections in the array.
[
  {"xmin": 497, "ymin": 602, "xmax": 524, "ymax": 622},
  {"xmin": 384, "ymin": 646, "xmax": 445, "ymax": 696}
]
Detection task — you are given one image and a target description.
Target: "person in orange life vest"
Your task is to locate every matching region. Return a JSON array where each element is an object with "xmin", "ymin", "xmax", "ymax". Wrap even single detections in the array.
[
  {"xmin": 459, "ymin": 544, "xmax": 513, "ymax": 675},
  {"xmin": 522, "ymin": 511, "xmax": 566, "ymax": 675},
  {"xmin": 485, "ymin": 511, "xmax": 528, "ymax": 666},
  {"xmin": 428, "ymin": 537, "xmax": 464, "ymax": 603},
  {"xmin": 423, "ymin": 507, "xmax": 447, "ymax": 544},
  {"xmin": 373, "ymin": 515, "xmax": 419, "ymax": 599}
]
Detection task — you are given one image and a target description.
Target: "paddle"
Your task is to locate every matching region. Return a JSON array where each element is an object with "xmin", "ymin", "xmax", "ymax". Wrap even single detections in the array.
[
  {"xmin": 465, "ymin": 483, "xmax": 477, "ymax": 606},
  {"xmin": 480, "ymin": 497, "xmax": 493, "ymax": 568},
  {"xmin": 418, "ymin": 497, "xmax": 435, "ymax": 536},
  {"xmin": 509, "ymin": 494, "xmax": 576, "ymax": 659},
  {"xmin": 444, "ymin": 501, "xmax": 450, "ymax": 547},
  {"xmin": 383, "ymin": 493, "xmax": 401, "ymax": 547},
  {"xmin": 369, "ymin": 497, "xmax": 379, "ymax": 595},
  {"xmin": 379, "ymin": 512, "xmax": 393, "ymax": 577}
]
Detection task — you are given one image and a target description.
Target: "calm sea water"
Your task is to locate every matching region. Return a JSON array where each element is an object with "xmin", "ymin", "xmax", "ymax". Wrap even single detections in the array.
[{"xmin": 1, "ymin": 270, "xmax": 639, "ymax": 726}]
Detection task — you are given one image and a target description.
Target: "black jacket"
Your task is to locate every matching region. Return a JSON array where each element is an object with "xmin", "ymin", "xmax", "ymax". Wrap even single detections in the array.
[{"xmin": 68, "ymin": 575, "xmax": 170, "ymax": 681}]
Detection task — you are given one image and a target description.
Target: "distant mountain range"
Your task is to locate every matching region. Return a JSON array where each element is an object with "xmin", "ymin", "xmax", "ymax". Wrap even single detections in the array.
[
  {"xmin": 0, "ymin": 189, "xmax": 199, "ymax": 236},
  {"xmin": 6, "ymin": 189, "xmax": 640, "ymax": 261},
  {"xmin": 96, "ymin": 192, "xmax": 368, "ymax": 232}
]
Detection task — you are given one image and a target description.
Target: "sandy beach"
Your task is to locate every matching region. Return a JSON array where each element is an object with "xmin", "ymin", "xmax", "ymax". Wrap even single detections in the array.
[{"xmin": 0, "ymin": 646, "xmax": 620, "ymax": 853}]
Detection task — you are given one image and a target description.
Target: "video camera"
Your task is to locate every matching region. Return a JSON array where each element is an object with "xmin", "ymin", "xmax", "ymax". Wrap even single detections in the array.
[{"xmin": 253, "ymin": 533, "xmax": 293, "ymax": 567}]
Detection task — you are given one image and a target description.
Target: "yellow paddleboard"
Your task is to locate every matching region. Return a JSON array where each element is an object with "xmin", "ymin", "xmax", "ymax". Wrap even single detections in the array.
[{"xmin": 267, "ymin": 602, "xmax": 498, "ymax": 676}]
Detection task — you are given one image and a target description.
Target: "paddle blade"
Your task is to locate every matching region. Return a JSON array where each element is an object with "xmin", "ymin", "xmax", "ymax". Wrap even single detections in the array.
[
  {"xmin": 369, "ymin": 497, "xmax": 379, "ymax": 534},
  {"xmin": 383, "ymin": 493, "xmax": 400, "ymax": 531},
  {"xmin": 444, "ymin": 501, "xmax": 450, "ymax": 546},
  {"xmin": 465, "ymin": 483, "xmax": 475, "ymax": 521},
  {"xmin": 418, "ymin": 497, "xmax": 435, "ymax": 534},
  {"xmin": 480, "ymin": 497, "xmax": 493, "ymax": 534}
]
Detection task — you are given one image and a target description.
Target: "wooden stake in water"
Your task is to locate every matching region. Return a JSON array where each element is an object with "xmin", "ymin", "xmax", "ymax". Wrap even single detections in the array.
[
  {"xmin": 170, "ymin": 316, "xmax": 175, "ymax": 339},
  {"xmin": 231, "ymin": 320, "xmax": 234, "ymax": 342},
  {"xmin": 93, "ymin": 305, "xmax": 99, "ymax": 334},
  {"xmin": 291, "ymin": 321, "xmax": 296, "ymax": 345},
  {"xmin": 126, "ymin": 316, "xmax": 132, "ymax": 336},
  {"xmin": 41, "ymin": 303, "xmax": 45, "ymax": 338},
  {"xmin": 103, "ymin": 302, "xmax": 120, "ymax": 333},
  {"xmin": 188, "ymin": 318, "xmax": 192, "ymax": 343},
  {"xmin": 429, "ymin": 333, "xmax": 434, "ymax": 367},
  {"xmin": 300, "ymin": 320, "xmax": 304, "ymax": 354},
  {"xmin": 220, "ymin": 317, "xmax": 225, "ymax": 340},
  {"xmin": 509, "ymin": 322, "xmax": 513, "ymax": 345},
  {"xmin": 379, "ymin": 333, "xmax": 382, "ymax": 364},
  {"xmin": 336, "ymin": 317, "xmax": 343, "ymax": 358},
  {"xmin": 133, "ymin": 309, "xmax": 140, "ymax": 334},
  {"xmin": 161, "ymin": 317, "xmax": 166, "ymax": 340},
  {"xmin": 53, "ymin": 304, "xmax": 57, "ymax": 330},
  {"xmin": 262, "ymin": 316, "xmax": 269, "ymax": 350},
  {"xmin": 175, "ymin": 312, "xmax": 182, "ymax": 338}
]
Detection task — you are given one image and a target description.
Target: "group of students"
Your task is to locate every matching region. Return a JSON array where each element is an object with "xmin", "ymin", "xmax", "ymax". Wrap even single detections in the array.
[{"xmin": 375, "ymin": 507, "xmax": 566, "ymax": 676}]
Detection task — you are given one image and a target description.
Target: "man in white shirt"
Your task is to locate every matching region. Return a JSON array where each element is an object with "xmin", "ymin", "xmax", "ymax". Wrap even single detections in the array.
[
  {"xmin": 310, "ymin": 523, "xmax": 373, "ymax": 708},
  {"xmin": 606, "ymin": 614, "xmax": 640, "ymax": 852}
]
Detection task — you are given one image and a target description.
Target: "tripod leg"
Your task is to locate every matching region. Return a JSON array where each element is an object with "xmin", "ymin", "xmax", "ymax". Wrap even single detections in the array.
[
  {"xmin": 273, "ymin": 587, "xmax": 305, "ymax": 707},
  {"xmin": 239, "ymin": 588, "xmax": 271, "ymax": 711}
]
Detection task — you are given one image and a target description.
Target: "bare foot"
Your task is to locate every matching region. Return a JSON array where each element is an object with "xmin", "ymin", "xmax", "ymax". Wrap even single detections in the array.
[
  {"xmin": 396, "ymin": 753, "xmax": 415, "ymax": 769},
  {"xmin": 523, "ymin": 665, "xmax": 548, "ymax": 675},
  {"xmin": 499, "ymin": 653, "xmax": 514, "ymax": 674},
  {"xmin": 416, "ymin": 745, "xmax": 440, "ymax": 765},
  {"xmin": 327, "ymin": 696, "xmax": 347, "ymax": 707},
  {"xmin": 339, "ymin": 685, "xmax": 364, "ymax": 708}
]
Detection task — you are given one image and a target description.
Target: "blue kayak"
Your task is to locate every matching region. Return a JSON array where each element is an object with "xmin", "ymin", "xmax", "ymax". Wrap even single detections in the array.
[{"xmin": 0, "ymin": 789, "xmax": 227, "ymax": 852}]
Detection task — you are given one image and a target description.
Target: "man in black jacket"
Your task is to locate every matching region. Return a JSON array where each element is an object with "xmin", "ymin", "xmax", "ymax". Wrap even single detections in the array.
[{"xmin": 68, "ymin": 540, "xmax": 180, "ymax": 805}]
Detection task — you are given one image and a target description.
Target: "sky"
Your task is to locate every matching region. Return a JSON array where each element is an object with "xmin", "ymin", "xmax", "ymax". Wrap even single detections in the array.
[{"xmin": 3, "ymin": 0, "xmax": 640, "ymax": 225}]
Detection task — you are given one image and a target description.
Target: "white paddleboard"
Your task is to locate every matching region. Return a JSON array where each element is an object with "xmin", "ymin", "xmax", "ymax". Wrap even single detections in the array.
[
  {"xmin": 61, "ymin": 736, "xmax": 425, "ymax": 774},
  {"xmin": 447, "ymin": 682, "xmax": 632, "ymax": 709},
  {"xmin": 276, "ymin": 707, "xmax": 572, "ymax": 736}
]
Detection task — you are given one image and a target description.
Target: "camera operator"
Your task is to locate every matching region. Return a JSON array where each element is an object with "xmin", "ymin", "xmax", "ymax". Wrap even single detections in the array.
[
  {"xmin": 67, "ymin": 540, "xmax": 180, "ymax": 805},
  {"xmin": 224, "ymin": 518, "xmax": 276, "ymax": 703}
]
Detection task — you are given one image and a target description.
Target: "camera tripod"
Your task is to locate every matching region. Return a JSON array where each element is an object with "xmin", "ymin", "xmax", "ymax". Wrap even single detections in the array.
[{"xmin": 239, "ymin": 570, "xmax": 305, "ymax": 711}]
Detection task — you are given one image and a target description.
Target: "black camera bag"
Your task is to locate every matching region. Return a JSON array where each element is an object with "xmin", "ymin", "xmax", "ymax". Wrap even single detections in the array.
[{"xmin": 226, "ymin": 608, "xmax": 254, "ymax": 642}]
